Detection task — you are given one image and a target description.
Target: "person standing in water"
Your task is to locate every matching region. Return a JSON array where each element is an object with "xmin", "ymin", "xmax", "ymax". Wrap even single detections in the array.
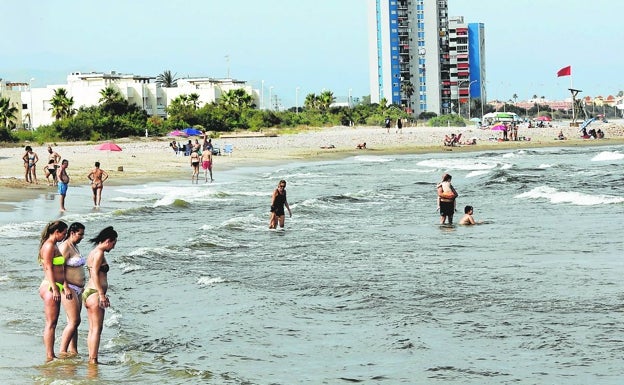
[
  {"xmin": 59, "ymin": 222, "xmax": 86, "ymax": 356},
  {"xmin": 436, "ymin": 173, "xmax": 458, "ymax": 225},
  {"xmin": 201, "ymin": 148, "xmax": 213, "ymax": 182},
  {"xmin": 83, "ymin": 226, "xmax": 117, "ymax": 364},
  {"xmin": 37, "ymin": 220, "xmax": 69, "ymax": 361},
  {"xmin": 56, "ymin": 159, "xmax": 70, "ymax": 211},
  {"xmin": 269, "ymin": 179, "xmax": 292, "ymax": 229},
  {"xmin": 87, "ymin": 161, "xmax": 109, "ymax": 208}
]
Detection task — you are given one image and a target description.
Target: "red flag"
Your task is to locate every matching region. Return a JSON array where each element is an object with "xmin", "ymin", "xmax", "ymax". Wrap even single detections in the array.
[{"xmin": 557, "ymin": 66, "xmax": 571, "ymax": 77}]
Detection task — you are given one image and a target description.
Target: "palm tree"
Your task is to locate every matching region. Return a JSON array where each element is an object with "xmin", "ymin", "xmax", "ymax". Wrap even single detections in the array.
[
  {"xmin": 49, "ymin": 88, "xmax": 75, "ymax": 120},
  {"xmin": 0, "ymin": 97, "xmax": 18, "ymax": 128},
  {"xmin": 401, "ymin": 81, "xmax": 415, "ymax": 100},
  {"xmin": 304, "ymin": 93, "xmax": 319, "ymax": 110},
  {"xmin": 512, "ymin": 93, "xmax": 518, "ymax": 105},
  {"xmin": 318, "ymin": 90, "xmax": 335, "ymax": 111},
  {"xmin": 188, "ymin": 93, "xmax": 200, "ymax": 110},
  {"xmin": 218, "ymin": 89, "xmax": 254, "ymax": 112},
  {"xmin": 99, "ymin": 86, "xmax": 124, "ymax": 104},
  {"xmin": 156, "ymin": 70, "xmax": 178, "ymax": 87}
]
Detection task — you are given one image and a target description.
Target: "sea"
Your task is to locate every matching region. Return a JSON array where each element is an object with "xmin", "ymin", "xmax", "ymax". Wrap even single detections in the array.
[{"xmin": 0, "ymin": 144, "xmax": 623, "ymax": 385}]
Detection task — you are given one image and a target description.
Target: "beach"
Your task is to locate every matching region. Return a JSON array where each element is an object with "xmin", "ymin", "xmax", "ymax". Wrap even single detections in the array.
[
  {"xmin": 2, "ymin": 121, "xmax": 624, "ymax": 206},
  {"xmin": 1, "ymin": 137, "xmax": 623, "ymax": 384}
]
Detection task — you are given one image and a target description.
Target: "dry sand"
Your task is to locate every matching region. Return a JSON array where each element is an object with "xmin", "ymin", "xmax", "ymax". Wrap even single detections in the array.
[{"xmin": 2, "ymin": 121, "xmax": 623, "ymax": 206}]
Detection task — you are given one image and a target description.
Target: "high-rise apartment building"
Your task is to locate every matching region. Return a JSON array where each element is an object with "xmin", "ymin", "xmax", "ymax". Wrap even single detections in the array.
[{"xmin": 368, "ymin": 0, "xmax": 485, "ymax": 117}]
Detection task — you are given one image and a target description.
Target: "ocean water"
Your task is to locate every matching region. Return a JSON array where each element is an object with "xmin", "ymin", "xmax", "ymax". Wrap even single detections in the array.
[{"xmin": 0, "ymin": 144, "xmax": 623, "ymax": 384}]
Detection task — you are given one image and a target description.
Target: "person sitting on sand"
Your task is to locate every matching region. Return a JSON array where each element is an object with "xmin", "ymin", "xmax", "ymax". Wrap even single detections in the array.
[
  {"xmin": 356, "ymin": 142, "xmax": 366, "ymax": 149},
  {"xmin": 443, "ymin": 133, "xmax": 456, "ymax": 146},
  {"xmin": 556, "ymin": 130, "xmax": 566, "ymax": 140}
]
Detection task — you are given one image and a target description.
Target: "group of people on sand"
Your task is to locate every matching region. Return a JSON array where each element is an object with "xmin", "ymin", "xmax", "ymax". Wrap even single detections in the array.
[
  {"xmin": 436, "ymin": 173, "xmax": 482, "ymax": 225},
  {"xmin": 384, "ymin": 117, "xmax": 404, "ymax": 134},
  {"xmin": 38, "ymin": 221, "xmax": 118, "ymax": 364},
  {"xmin": 20, "ymin": 145, "xmax": 109, "ymax": 211}
]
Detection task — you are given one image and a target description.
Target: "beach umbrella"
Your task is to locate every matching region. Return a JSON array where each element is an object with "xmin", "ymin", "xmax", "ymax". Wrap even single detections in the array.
[
  {"xmin": 469, "ymin": 117, "xmax": 481, "ymax": 122},
  {"xmin": 182, "ymin": 127, "xmax": 202, "ymax": 136},
  {"xmin": 168, "ymin": 130, "xmax": 188, "ymax": 137},
  {"xmin": 95, "ymin": 142, "xmax": 122, "ymax": 151},
  {"xmin": 536, "ymin": 116, "xmax": 551, "ymax": 121},
  {"xmin": 491, "ymin": 124, "xmax": 507, "ymax": 131}
]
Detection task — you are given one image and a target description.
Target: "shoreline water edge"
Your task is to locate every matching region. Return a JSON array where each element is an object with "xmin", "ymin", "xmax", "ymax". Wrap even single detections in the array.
[{"xmin": 2, "ymin": 123, "xmax": 624, "ymax": 208}]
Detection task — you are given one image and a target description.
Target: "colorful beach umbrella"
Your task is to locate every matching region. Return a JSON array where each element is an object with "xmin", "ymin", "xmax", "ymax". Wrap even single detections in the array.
[
  {"xmin": 491, "ymin": 124, "xmax": 507, "ymax": 131},
  {"xmin": 182, "ymin": 127, "xmax": 202, "ymax": 136},
  {"xmin": 95, "ymin": 142, "xmax": 122, "ymax": 151},
  {"xmin": 536, "ymin": 116, "xmax": 552, "ymax": 121},
  {"xmin": 168, "ymin": 130, "xmax": 188, "ymax": 137}
]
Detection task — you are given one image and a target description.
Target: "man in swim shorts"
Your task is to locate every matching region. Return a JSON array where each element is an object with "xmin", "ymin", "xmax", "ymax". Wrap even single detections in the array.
[
  {"xmin": 57, "ymin": 159, "xmax": 70, "ymax": 212},
  {"xmin": 201, "ymin": 149, "xmax": 213, "ymax": 182}
]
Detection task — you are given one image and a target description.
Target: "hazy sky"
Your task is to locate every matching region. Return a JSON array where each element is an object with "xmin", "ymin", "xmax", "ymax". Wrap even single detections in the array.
[{"xmin": 2, "ymin": 0, "xmax": 622, "ymax": 107}]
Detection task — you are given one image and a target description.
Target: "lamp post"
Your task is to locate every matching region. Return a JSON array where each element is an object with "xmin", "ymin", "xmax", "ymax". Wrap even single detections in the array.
[
  {"xmin": 29, "ymin": 78, "xmax": 35, "ymax": 130},
  {"xmin": 348, "ymin": 88, "xmax": 352, "ymax": 108},
  {"xmin": 467, "ymin": 80, "xmax": 477, "ymax": 120},
  {"xmin": 295, "ymin": 86, "xmax": 300, "ymax": 114},
  {"xmin": 457, "ymin": 80, "xmax": 467, "ymax": 117}
]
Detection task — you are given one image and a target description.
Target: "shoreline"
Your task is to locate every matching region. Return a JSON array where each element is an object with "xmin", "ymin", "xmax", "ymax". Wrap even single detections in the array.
[{"xmin": 2, "ymin": 123, "xmax": 623, "ymax": 208}]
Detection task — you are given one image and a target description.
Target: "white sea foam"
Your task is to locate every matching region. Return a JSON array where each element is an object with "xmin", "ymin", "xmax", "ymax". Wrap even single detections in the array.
[
  {"xmin": 517, "ymin": 186, "xmax": 624, "ymax": 205},
  {"xmin": 197, "ymin": 276, "xmax": 225, "ymax": 287},
  {"xmin": 354, "ymin": 155, "xmax": 394, "ymax": 163},
  {"xmin": 465, "ymin": 170, "xmax": 491, "ymax": 178},
  {"xmin": 591, "ymin": 151, "xmax": 624, "ymax": 162},
  {"xmin": 538, "ymin": 164, "xmax": 553, "ymax": 169},
  {"xmin": 0, "ymin": 221, "xmax": 44, "ymax": 238},
  {"xmin": 417, "ymin": 158, "xmax": 499, "ymax": 171}
]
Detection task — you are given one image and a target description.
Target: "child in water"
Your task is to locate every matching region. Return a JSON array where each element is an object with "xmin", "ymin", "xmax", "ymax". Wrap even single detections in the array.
[{"xmin": 458, "ymin": 205, "xmax": 482, "ymax": 225}]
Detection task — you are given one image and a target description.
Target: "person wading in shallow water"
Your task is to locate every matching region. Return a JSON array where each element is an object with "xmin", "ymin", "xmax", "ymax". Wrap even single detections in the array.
[
  {"xmin": 436, "ymin": 173, "xmax": 458, "ymax": 225},
  {"xmin": 269, "ymin": 180, "xmax": 292, "ymax": 229}
]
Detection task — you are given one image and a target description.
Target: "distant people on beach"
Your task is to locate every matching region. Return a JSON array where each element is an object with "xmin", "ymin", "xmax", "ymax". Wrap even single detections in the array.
[
  {"xmin": 84, "ymin": 226, "xmax": 117, "ymax": 364},
  {"xmin": 458, "ymin": 205, "xmax": 482, "ymax": 225},
  {"xmin": 356, "ymin": 142, "xmax": 367, "ymax": 149},
  {"xmin": 510, "ymin": 122, "xmax": 518, "ymax": 141},
  {"xmin": 87, "ymin": 161, "xmax": 109, "ymax": 208},
  {"xmin": 269, "ymin": 179, "xmax": 292, "ymax": 229},
  {"xmin": 23, "ymin": 145, "xmax": 39, "ymax": 184},
  {"xmin": 385, "ymin": 117, "xmax": 391, "ymax": 133},
  {"xmin": 437, "ymin": 173, "xmax": 458, "ymax": 225},
  {"xmin": 396, "ymin": 118, "xmax": 403, "ymax": 133},
  {"xmin": 57, "ymin": 159, "xmax": 70, "ymax": 211},
  {"xmin": 170, "ymin": 140, "xmax": 179, "ymax": 155},
  {"xmin": 201, "ymin": 148, "xmax": 213, "ymax": 182},
  {"xmin": 45, "ymin": 146, "xmax": 61, "ymax": 185},
  {"xmin": 58, "ymin": 222, "xmax": 86, "ymax": 356},
  {"xmin": 556, "ymin": 130, "xmax": 567, "ymax": 140},
  {"xmin": 190, "ymin": 149, "xmax": 200, "ymax": 183},
  {"xmin": 38, "ymin": 220, "xmax": 69, "ymax": 361}
]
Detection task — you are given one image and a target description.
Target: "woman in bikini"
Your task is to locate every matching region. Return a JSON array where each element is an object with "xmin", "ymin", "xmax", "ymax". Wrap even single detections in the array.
[
  {"xmin": 83, "ymin": 226, "xmax": 117, "ymax": 364},
  {"xmin": 38, "ymin": 220, "xmax": 69, "ymax": 361},
  {"xmin": 190, "ymin": 149, "xmax": 200, "ymax": 183},
  {"xmin": 22, "ymin": 145, "xmax": 39, "ymax": 184},
  {"xmin": 59, "ymin": 222, "xmax": 86, "ymax": 357},
  {"xmin": 87, "ymin": 161, "xmax": 109, "ymax": 207}
]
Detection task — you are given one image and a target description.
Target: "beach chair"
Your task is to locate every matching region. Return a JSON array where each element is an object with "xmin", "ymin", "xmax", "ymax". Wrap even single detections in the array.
[{"xmin": 223, "ymin": 144, "xmax": 233, "ymax": 156}]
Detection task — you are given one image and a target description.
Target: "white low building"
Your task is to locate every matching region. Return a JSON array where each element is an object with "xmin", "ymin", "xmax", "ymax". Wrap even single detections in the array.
[{"xmin": 4, "ymin": 71, "xmax": 259, "ymax": 130}]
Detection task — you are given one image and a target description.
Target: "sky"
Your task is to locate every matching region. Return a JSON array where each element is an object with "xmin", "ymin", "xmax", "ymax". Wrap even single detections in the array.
[{"xmin": 1, "ymin": 0, "xmax": 623, "ymax": 108}]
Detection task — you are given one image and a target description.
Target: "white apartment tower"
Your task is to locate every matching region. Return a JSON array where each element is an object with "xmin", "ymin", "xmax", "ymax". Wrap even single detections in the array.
[{"xmin": 368, "ymin": 0, "xmax": 450, "ymax": 116}]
